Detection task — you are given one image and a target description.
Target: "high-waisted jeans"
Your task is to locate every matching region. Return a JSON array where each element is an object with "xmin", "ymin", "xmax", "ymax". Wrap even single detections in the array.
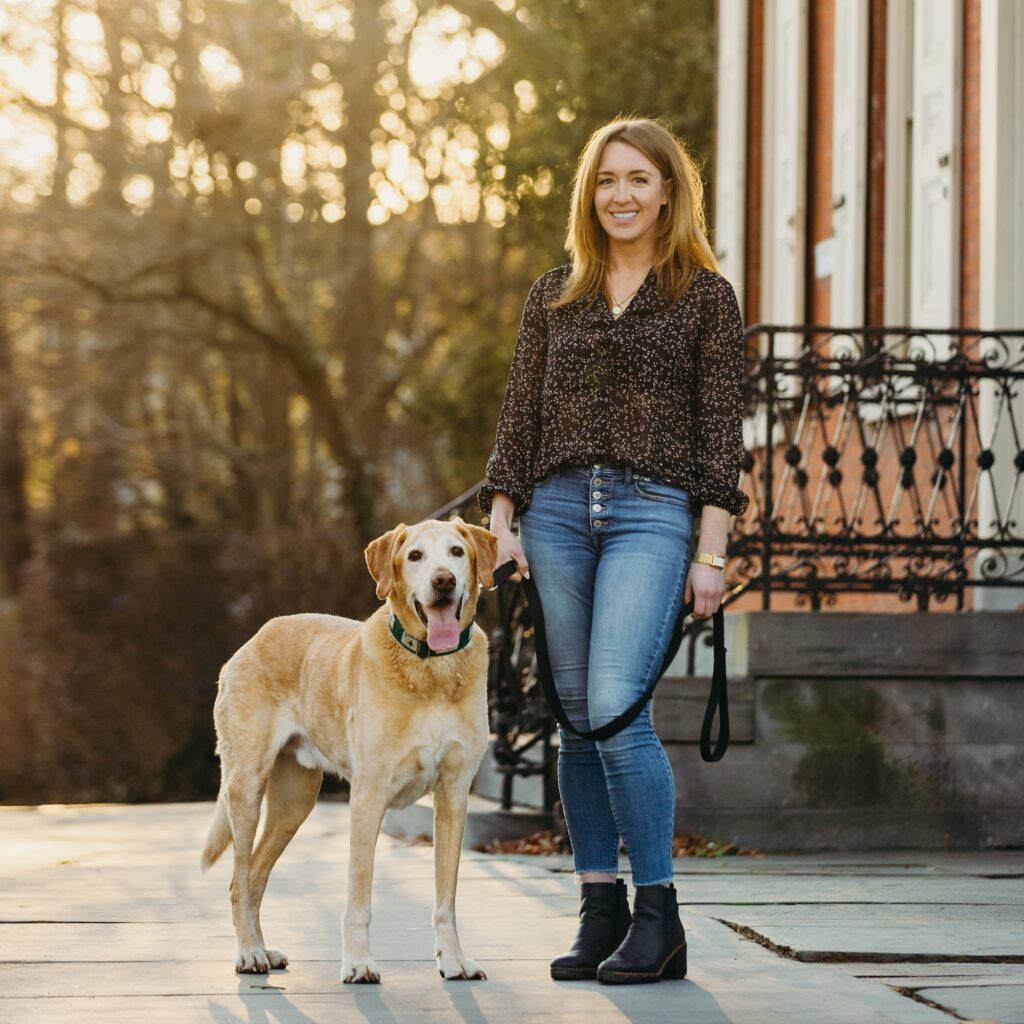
[{"xmin": 518, "ymin": 461, "xmax": 693, "ymax": 885}]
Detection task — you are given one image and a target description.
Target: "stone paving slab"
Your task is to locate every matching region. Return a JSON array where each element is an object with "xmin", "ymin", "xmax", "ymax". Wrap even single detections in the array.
[
  {"xmin": 676, "ymin": 876, "xmax": 1024, "ymax": 906},
  {"xmin": 2, "ymin": 802, "xmax": 1020, "ymax": 1023},
  {"xmin": 914, "ymin": 986, "xmax": 1024, "ymax": 1024},
  {"xmin": 497, "ymin": 849, "xmax": 1024, "ymax": 877},
  {"xmin": 698, "ymin": 903, "xmax": 1024, "ymax": 960}
]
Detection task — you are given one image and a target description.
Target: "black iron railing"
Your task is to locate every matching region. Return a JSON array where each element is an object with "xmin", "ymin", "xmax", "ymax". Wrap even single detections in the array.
[
  {"xmin": 428, "ymin": 324, "xmax": 1024, "ymax": 810},
  {"xmin": 735, "ymin": 325, "xmax": 1024, "ymax": 609}
]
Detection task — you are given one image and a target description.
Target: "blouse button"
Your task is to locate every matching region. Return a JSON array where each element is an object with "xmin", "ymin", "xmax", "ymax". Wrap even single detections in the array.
[
  {"xmin": 592, "ymin": 503, "xmax": 601, "ymax": 512},
  {"xmin": 593, "ymin": 477, "xmax": 603, "ymax": 486}
]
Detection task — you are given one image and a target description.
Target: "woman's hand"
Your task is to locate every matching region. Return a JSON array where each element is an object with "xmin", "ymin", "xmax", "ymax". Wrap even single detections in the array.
[
  {"xmin": 494, "ymin": 529, "xmax": 530, "ymax": 583},
  {"xmin": 684, "ymin": 562, "xmax": 725, "ymax": 619},
  {"xmin": 488, "ymin": 492, "xmax": 530, "ymax": 583}
]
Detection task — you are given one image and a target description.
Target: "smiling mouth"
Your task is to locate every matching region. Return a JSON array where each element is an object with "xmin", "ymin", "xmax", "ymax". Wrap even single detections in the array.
[
  {"xmin": 414, "ymin": 595, "xmax": 464, "ymax": 626},
  {"xmin": 611, "ymin": 211, "xmax": 639, "ymax": 220}
]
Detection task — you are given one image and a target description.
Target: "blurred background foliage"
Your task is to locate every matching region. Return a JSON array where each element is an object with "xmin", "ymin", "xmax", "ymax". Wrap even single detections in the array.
[{"xmin": 0, "ymin": 0, "xmax": 715, "ymax": 801}]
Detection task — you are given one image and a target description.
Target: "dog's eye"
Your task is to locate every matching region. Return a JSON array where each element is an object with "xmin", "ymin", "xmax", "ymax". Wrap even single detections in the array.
[
  {"xmin": 407, "ymin": 550, "xmax": 423, "ymax": 561},
  {"xmin": 451, "ymin": 545, "xmax": 465, "ymax": 557}
]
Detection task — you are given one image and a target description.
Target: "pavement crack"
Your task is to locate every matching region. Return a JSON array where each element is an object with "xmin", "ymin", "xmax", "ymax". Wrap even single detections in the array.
[
  {"xmin": 716, "ymin": 919, "xmax": 799, "ymax": 960},
  {"xmin": 714, "ymin": 919, "xmax": 1024, "ymax": 965},
  {"xmin": 891, "ymin": 986, "xmax": 968, "ymax": 1021}
]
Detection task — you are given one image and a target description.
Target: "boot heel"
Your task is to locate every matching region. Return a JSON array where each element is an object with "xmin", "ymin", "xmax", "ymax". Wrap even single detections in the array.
[{"xmin": 663, "ymin": 942, "xmax": 687, "ymax": 979}]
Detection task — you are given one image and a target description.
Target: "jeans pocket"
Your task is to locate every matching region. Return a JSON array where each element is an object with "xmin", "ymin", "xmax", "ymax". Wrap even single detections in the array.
[{"xmin": 633, "ymin": 475, "xmax": 690, "ymax": 508}]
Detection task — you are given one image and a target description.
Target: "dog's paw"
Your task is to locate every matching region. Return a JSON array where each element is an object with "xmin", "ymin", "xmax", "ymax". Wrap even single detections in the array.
[
  {"xmin": 341, "ymin": 957, "xmax": 381, "ymax": 984},
  {"xmin": 436, "ymin": 949, "xmax": 487, "ymax": 981},
  {"xmin": 235, "ymin": 947, "xmax": 270, "ymax": 974},
  {"xmin": 265, "ymin": 948, "xmax": 288, "ymax": 970}
]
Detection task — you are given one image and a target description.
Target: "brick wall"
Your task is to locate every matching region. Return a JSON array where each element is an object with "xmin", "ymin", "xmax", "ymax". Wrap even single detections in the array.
[
  {"xmin": 808, "ymin": 0, "xmax": 834, "ymax": 326},
  {"xmin": 743, "ymin": 0, "xmax": 764, "ymax": 327},
  {"xmin": 865, "ymin": 0, "xmax": 887, "ymax": 325},
  {"xmin": 960, "ymin": 0, "xmax": 980, "ymax": 329}
]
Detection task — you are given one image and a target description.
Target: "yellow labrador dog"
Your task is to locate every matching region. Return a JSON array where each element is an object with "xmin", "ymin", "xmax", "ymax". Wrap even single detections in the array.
[{"xmin": 200, "ymin": 517, "xmax": 497, "ymax": 984}]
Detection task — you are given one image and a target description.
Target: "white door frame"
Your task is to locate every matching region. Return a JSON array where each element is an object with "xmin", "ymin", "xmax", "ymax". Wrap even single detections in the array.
[
  {"xmin": 977, "ymin": 0, "xmax": 1024, "ymax": 610},
  {"xmin": 909, "ymin": 0, "xmax": 962, "ymax": 330}
]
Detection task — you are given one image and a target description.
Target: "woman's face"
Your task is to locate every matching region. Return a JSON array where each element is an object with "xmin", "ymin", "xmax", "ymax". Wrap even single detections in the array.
[{"xmin": 592, "ymin": 140, "xmax": 671, "ymax": 250}]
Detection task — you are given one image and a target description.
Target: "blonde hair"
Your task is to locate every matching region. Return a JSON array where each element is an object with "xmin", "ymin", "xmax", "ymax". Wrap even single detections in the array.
[{"xmin": 551, "ymin": 115, "xmax": 720, "ymax": 310}]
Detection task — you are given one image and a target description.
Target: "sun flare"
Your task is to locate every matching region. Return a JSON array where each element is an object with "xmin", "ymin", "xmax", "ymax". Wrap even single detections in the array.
[{"xmin": 1, "ymin": 0, "xmax": 514, "ymax": 225}]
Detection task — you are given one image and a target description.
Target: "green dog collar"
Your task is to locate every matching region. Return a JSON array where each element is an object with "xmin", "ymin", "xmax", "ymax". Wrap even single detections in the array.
[{"xmin": 388, "ymin": 611, "xmax": 473, "ymax": 659}]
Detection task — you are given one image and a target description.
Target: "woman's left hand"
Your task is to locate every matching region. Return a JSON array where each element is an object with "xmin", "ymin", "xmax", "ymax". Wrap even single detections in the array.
[{"xmin": 684, "ymin": 562, "xmax": 725, "ymax": 620}]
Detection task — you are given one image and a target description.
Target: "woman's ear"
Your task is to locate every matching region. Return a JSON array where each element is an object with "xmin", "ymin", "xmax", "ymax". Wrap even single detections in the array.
[
  {"xmin": 365, "ymin": 523, "xmax": 407, "ymax": 600},
  {"xmin": 455, "ymin": 519, "xmax": 498, "ymax": 590}
]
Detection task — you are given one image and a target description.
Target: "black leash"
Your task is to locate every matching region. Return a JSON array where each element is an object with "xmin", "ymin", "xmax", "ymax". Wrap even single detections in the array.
[{"xmin": 491, "ymin": 559, "xmax": 729, "ymax": 761}]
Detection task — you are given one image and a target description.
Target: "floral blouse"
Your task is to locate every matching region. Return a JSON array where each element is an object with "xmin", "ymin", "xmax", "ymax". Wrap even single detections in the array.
[{"xmin": 478, "ymin": 263, "xmax": 750, "ymax": 519}]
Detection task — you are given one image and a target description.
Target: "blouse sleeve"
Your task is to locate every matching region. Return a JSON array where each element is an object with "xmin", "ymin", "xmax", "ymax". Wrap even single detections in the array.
[
  {"xmin": 478, "ymin": 274, "xmax": 550, "ymax": 519},
  {"xmin": 692, "ymin": 274, "xmax": 750, "ymax": 518}
]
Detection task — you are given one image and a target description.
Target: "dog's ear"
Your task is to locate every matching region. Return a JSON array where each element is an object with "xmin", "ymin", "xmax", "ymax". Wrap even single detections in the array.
[
  {"xmin": 455, "ymin": 518, "xmax": 498, "ymax": 590},
  {"xmin": 365, "ymin": 523, "xmax": 407, "ymax": 600}
]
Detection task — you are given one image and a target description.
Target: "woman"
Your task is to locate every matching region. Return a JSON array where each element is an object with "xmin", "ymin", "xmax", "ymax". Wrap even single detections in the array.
[{"xmin": 478, "ymin": 116, "xmax": 749, "ymax": 985}]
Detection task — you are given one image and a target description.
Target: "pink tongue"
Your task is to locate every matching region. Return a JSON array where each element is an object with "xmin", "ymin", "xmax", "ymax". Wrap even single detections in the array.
[{"xmin": 425, "ymin": 604, "xmax": 461, "ymax": 651}]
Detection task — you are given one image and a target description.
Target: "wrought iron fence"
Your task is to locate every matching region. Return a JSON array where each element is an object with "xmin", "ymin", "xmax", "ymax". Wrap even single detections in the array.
[
  {"xmin": 735, "ymin": 325, "xmax": 1024, "ymax": 609},
  {"xmin": 428, "ymin": 324, "xmax": 1024, "ymax": 810}
]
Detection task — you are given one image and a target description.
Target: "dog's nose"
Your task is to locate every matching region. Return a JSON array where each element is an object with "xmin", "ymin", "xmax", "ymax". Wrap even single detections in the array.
[{"xmin": 432, "ymin": 569, "xmax": 456, "ymax": 592}]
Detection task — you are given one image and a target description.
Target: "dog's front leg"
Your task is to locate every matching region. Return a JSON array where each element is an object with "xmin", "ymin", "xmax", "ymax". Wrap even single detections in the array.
[
  {"xmin": 341, "ymin": 783, "xmax": 390, "ymax": 984},
  {"xmin": 432, "ymin": 777, "xmax": 486, "ymax": 981}
]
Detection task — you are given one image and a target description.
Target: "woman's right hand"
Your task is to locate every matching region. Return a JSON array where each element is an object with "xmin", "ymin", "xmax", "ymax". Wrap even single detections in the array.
[
  {"xmin": 493, "ymin": 527, "xmax": 530, "ymax": 583},
  {"xmin": 488, "ymin": 492, "xmax": 530, "ymax": 582}
]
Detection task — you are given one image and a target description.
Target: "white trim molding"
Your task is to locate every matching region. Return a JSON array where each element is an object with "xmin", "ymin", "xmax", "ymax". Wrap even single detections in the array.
[
  {"xmin": 714, "ymin": 0, "xmax": 749, "ymax": 313},
  {"xmin": 761, "ymin": 0, "xmax": 808, "ymax": 356},
  {"xmin": 884, "ymin": 0, "xmax": 913, "ymax": 328},
  {"xmin": 830, "ymin": 0, "xmax": 870, "ymax": 327},
  {"xmin": 909, "ymin": 0, "xmax": 962, "ymax": 329}
]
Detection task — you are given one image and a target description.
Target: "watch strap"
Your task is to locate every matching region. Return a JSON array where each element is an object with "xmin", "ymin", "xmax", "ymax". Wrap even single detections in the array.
[{"xmin": 694, "ymin": 551, "xmax": 727, "ymax": 569}]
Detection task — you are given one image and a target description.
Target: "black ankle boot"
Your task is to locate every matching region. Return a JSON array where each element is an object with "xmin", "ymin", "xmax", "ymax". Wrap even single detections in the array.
[
  {"xmin": 550, "ymin": 879, "xmax": 631, "ymax": 980},
  {"xmin": 596, "ymin": 882, "xmax": 687, "ymax": 984}
]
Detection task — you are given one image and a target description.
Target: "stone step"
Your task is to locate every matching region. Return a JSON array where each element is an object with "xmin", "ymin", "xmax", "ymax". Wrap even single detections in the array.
[{"xmin": 654, "ymin": 674, "xmax": 755, "ymax": 743}]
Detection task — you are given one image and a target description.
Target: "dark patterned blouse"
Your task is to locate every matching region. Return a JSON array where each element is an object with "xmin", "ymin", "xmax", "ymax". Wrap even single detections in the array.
[{"xmin": 478, "ymin": 263, "xmax": 750, "ymax": 519}]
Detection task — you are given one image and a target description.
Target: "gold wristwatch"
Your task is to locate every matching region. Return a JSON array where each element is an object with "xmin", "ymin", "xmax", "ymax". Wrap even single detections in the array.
[{"xmin": 693, "ymin": 551, "xmax": 726, "ymax": 570}]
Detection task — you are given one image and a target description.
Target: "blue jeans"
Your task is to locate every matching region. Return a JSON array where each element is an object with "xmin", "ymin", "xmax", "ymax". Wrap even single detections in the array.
[{"xmin": 519, "ymin": 462, "xmax": 693, "ymax": 886}]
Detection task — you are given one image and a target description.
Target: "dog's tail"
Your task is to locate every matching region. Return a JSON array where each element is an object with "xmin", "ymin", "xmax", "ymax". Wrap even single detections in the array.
[{"xmin": 200, "ymin": 797, "xmax": 232, "ymax": 873}]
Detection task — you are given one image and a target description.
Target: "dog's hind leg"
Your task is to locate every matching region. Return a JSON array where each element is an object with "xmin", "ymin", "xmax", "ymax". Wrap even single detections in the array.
[
  {"xmin": 340, "ymin": 782, "xmax": 391, "ymax": 984},
  {"xmin": 224, "ymin": 762, "xmax": 275, "ymax": 974},
  {"xmin": 250, "ymin": 752, "xmax": 323, "ymax": 969},
  {"xmin": 433, "ymin": 773, "xmax": 486, "ymax": 981}
]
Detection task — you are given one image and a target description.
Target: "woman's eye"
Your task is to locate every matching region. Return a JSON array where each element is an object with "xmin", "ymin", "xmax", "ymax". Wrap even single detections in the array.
[{"xmin": 407, "ymin": 550, "xmax": 422, "ymax": 561}]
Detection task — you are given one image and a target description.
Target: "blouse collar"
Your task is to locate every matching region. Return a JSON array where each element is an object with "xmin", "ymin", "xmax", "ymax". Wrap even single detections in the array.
[{"xmin": 578, "ymin": 265, "xmax": 674, "ymax": 325}]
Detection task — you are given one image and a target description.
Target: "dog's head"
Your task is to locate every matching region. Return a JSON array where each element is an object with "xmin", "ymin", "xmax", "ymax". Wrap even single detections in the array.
[{"xmin": 364, "ymin": 517, "xmax": 498, "ymax": 653}]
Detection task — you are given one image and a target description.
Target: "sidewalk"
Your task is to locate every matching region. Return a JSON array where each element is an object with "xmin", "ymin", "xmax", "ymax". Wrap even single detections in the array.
[{"xmin": 0, "ymin": 801, "xmax": 1021, "ymax": 1023}]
